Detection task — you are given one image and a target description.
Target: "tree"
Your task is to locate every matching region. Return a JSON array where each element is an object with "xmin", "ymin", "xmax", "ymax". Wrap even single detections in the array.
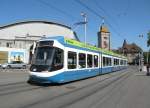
[
  {"xmin": 143, "ymin": 52, "xmax": 150, "ymax": 64},
  {"xmin": 147, "ymin": 31, "xmax": 150, "ymax": 47},
  {"xmin": 147, "ymin": 31, "xmax": 150, "ymax": 64}
]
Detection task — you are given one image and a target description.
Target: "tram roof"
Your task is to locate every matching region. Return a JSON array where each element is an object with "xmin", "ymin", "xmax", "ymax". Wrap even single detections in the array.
[{"xmin": 41, "ymin": 36, "xmax": 127, "ymax": 59}]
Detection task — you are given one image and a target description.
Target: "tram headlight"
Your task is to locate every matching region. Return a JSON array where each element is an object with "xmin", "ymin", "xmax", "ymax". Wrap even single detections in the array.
[
  {"xmin": 30, "ymin": 65, "xmax": 37, "ymax": 72},
  {"xmin": 33, "ymin": 68, "xmax": 37, "ymax": 72}
]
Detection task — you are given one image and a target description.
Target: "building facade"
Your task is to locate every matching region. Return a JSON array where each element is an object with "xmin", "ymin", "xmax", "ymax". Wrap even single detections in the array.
[
  {"xmin": 117, "ymin": 40, "xmax": 142, "ymax": 64},
  {"xmin": 97, "ymin": 24, "xmax": 110, "ymax": 50},
  {"xmin": 0, "ymin": 20, "xmax": 79, "ymax": 64},
  {"xmin": 0, "ymin": 20, "xmax": 79, "ymax": 49}
]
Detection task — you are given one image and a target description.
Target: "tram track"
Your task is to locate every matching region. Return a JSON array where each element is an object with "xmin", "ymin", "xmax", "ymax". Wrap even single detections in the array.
[
  {"xmin": 0, "ymin": 68, "xmax": 127, "ymax": 97},
  {"xmin": 0, "ymin": 82, "xmax": 27, "ymax": 92},
  {"xmin": 77, "ymin": 70, "xmax": 135, "ymax": 108},
  {"xmin": 19, "ymin": 68, "xmax": 132, "ymax": 108},
  {"xmin": 0, "ymin": 86, "xmax": 44, "ymax": 97},
  {"xmin": 0, "ymin": 81, "xmax": 47, "ymax": 97},
  {"xmin": 0, "ymin": 81, "xmax": 25, "ymax": 87},
  {"xmin": 87, "ymin": 67, "xmax": 136, "ymax": 108},
  {"xmin": 56, "ymin": 70, "xmax": 133, "ymax": 108}
]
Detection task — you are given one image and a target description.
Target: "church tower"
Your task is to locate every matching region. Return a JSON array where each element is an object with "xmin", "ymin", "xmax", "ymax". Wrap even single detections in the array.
[{"xmin": 97, "ymin": 24, "xmax": 110, "ymax": 50}]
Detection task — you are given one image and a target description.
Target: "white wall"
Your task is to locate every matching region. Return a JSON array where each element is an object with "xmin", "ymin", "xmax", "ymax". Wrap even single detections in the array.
[{"xmin": 0, "ymin": 22, "xmax": 75, "ymax": 40}]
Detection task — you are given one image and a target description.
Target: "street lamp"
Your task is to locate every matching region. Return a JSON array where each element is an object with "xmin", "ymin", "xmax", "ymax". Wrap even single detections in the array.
[
  {"xmin": 138, "ymin": 34, "xmax": 144, "ymax": 71},
  {"xmin": 139, "ymin": 34, "xmax": 149, "ymax": 64},
  {"xmin": 81, "ymin": 12, "xmax": 87, "ymax": 46}
]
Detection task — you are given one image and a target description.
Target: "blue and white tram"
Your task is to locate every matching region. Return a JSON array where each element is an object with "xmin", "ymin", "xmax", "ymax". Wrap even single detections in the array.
[{"xmin": 28, "ymin": 36, "xmax": 127, "ymax": 84}]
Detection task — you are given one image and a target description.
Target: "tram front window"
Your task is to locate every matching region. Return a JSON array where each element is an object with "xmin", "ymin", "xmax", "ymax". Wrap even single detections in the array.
[{"xmin": 30, "ymin": 46, "xmax": 64, "ymax": 72}]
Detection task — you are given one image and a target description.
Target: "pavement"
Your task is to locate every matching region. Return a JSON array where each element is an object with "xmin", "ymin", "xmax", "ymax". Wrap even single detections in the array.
[{"xmin": 0, "ymin": 66, "xmax": 150, "ymax": 108}]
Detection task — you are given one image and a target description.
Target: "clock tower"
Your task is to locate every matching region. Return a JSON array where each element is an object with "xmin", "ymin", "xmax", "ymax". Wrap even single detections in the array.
[{"xmin": 97, "ymin": 24, "xmax": 110, "ymax": 50}]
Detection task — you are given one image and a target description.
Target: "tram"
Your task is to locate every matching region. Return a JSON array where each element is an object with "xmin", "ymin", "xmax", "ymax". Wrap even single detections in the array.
[{"xmin": 28, "ymin": 36, "xmax": 127, "ymax": 84}]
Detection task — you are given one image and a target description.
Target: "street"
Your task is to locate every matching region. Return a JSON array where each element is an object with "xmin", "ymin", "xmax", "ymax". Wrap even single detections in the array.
[{"xmin": 0, "ymin": 66, "xmax": 150, "ymax": 108}]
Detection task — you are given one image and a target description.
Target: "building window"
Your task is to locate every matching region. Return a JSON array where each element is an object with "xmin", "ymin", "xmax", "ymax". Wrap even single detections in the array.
[
  {"xmin": 103, "ymin": 41, "xmax": 108, "ymax": 48},
  {"xmin": 68, "ymin": 51, "xmax": 77, "ymax": 69},
  {"xmin": 79, "ymin": 53, "xmax": 86, "ymax": 68},
  {"xmin": 94, "ymin": 55, "xmax": 98, "ymax": 67},
  {"xmin": 87, "ymin": 54, "xmax": 93, "ymax": 68},
  {"xmin": 6, "ymin": 42, "xmax": 12, "ymax": 48},
  {"xmin": 104, "ymin": 37, "xmax": 108, "ymax": 39},
  {"xmin": 19, "ymin": 43, "xmax": 22, "ymax": 48},
  {"xmin": 6, "ymin": 43, "xmax": 9, "ymax": 47}
]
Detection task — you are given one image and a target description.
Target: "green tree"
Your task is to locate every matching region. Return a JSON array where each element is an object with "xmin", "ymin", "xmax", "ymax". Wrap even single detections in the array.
[
  {"xmin": 147, "ymin": 31, "xmax": 150, "ymax": 47},
  {"xmin": 147, "ymin": 31, "xmax": 150, "ymax": 64}
]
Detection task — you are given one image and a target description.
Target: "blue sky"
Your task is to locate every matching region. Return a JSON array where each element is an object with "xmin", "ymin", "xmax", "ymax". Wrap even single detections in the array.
[{"xmin": 0, "ymin": 0, "xmax": 150, "ymax": 51}]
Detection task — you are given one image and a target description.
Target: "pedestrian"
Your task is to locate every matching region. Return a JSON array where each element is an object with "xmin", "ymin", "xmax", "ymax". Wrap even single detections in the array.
[{"xmin": 146, "ymin": 64, "xmax": 150, "ymax": 76}]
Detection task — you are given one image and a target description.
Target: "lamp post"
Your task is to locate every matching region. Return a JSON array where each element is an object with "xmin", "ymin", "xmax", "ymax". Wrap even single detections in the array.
[
  {"xmin": 146, "ymin": 49, "xmax": 149, "ymax": 64},
  {"xmin": 81, "ymin": 12, "xmax": 87, "ymax": 46},
  {"xmin": 139, "ymin": 34, "xmax": 149, "ymax": 64},
  {"xmin": 139, "ymin": 34, "xmax": 144, "ymax": 71}
]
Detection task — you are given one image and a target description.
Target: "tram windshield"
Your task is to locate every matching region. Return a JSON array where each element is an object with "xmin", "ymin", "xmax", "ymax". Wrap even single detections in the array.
[{"xmin": 30, "ymin": 46, "xmax": 64, "ymax": 72}]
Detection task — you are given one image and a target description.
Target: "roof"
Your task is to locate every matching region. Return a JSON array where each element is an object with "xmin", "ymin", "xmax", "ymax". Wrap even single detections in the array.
[
  {"xmin": 0, "ymin": 20, "xmax": 79, "ymax": 41},
  {"xmin": 100, "ymin": 25, "xmax": 109, "ymax": 33},
  {"xmin": 0, "ymin": 20, "xmax": 71, "ymax": 30},
  {"xmin": 120, "ymin": 40, "xmax": 142, "ymax": 53}
]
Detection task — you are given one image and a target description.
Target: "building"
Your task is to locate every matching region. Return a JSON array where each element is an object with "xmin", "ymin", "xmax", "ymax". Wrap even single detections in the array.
[
  {"xmin": 97, "ymin": 24, "xmax": 110, "ymax": 50},
  {"xmin": 0, "ymin": 20, "xmax": 79, "ymax": 64},
  {"xmin": 0, "ymin": 20, "xmax": 79, "ymax": 49},
  {"xmin": 117, "ymin": 39, "xmax": 142, "ymax": 64}
]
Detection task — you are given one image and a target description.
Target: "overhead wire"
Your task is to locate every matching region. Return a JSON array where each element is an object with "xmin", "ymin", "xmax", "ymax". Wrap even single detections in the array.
[
  {"xmin": 75, "ymin": 0, "xmax": 104, "ymax": 19},
  {"xmin": 34, "ymin": 0, "xmax": 78, "ymax": 21},
  {"xmin": 35, "ymin": 0, "xmax": 126, "ymax": 42},
  {"xmin": 75, "ymin": 0, "xmax": 126, "ymax": 39},
  {"xmin": 93, "ymin": 0, "xmax": 120, "ymax": 28}
]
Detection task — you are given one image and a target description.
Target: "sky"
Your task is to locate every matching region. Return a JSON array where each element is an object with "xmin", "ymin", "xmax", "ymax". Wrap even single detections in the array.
[{"xmin": 0, "ymin": 0, "xmax": 150, "ymax": 51}]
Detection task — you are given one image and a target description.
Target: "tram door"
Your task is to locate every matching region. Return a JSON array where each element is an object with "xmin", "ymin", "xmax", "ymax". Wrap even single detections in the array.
[{"xmin": 99, "ymin": 52, "xmax": 102, "ymax": 75}]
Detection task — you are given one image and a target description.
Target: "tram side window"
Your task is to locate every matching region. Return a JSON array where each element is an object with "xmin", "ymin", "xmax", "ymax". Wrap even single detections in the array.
[
  {"xmin": 103, "ymin": 57, "xmax": 106, "ymax": 67},
  {"xmin": 123, "ymin": 60, "xmax": 125, "ymax": 65},
  {"xmin": 68, "ymin": 51, "xmax": 77, "ymax": 69},
  {"xmin": 115, "ymin": 59, "xmax": 119, "ymax": 65},
  {"xmin": 124, "ymin": 60, "xmax": 127, "ymax": 65},
  {"xmin": 79, "ymin": 53, "xmax": 86, "ymax": 68},
  {"xmin": 108, "ymin": 58, "xmax": 112, "ymax": 66},
  {"xmin": 94, "ymin": 55, "xmax": 98, "ymax": 67},
  {"xmin": 120, "ymin": 60, "xmax": 123, "ymax": 65},
  {"xmin": 87, "ymin": 54, "xmax": 93, "ymax": 68},
  {"xmin": 103, "ymin": 57, "xmax": 111, "ymax": 66},
  {"xmin": 117, "ymin": 59, "xmax": 119, "ymax": 65},
  {"xmin": 113, "ymin": 59, "xmax": 115, "ymax": 66},
  {"xmin": 114, "ymin": 59, "xmax": 117, "ymax": 66}
]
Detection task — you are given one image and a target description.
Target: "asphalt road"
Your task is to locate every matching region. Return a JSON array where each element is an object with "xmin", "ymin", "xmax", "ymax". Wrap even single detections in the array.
[{"xmin": 0, "ymin": 66, "xmax": 150, "ymax": 108}]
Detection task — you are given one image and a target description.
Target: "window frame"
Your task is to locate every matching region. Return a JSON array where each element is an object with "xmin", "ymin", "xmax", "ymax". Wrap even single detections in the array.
[
  {"xmin": 94, "ymin": 55, "xmax": 98, "ymax": 67},
  {"xmin": 103, "ymin": 56, "xmax": 112, "ymax": 67},
  {"xmin": 67, "ymin": 51, "xmax": 77, "ymax": 69},
  {"xmin": 78, "ymin": 53, "xmax": 86, "ymax": 69},
  {"xmin": 50, "ymin": 47, "xmax": 64, "ymax": 71},
  {"xmin": 87, "ymin": 54, "xmax": 93, "ymax": 68}
]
